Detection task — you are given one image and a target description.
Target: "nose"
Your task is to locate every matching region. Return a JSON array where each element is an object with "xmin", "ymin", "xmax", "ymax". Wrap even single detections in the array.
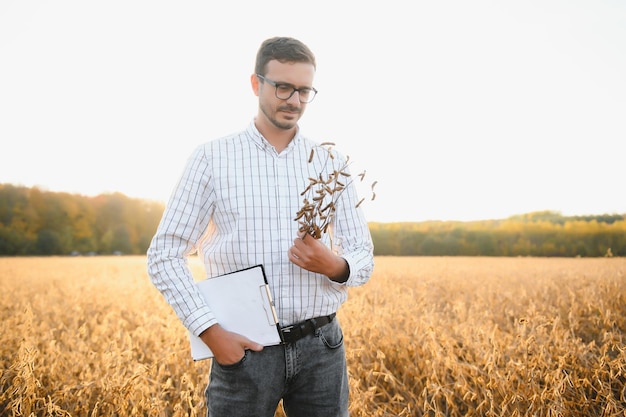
[{"xmin": 286, "ymin": 90, "xmax": 302, "ymax": 105}]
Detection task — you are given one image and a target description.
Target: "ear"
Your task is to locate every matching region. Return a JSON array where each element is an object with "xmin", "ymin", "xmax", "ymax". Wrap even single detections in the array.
[{"xmin": 251, "ymin": 73, "xmax": 260, "ymax": 97}]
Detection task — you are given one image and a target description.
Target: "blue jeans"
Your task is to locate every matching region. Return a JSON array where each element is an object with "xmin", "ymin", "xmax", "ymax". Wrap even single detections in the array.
[{"xmin": 205, "ymin": 318, "xmax": 349, "ymax": 417}]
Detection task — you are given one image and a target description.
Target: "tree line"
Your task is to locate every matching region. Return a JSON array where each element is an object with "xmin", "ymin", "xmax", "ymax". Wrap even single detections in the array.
[
  {"xmin": 370, "ymin": 212, "xmax": 626, "ymax": 257},
  {"xmin": 0, "ymin": 184, "xmax": 163, "ymax": 256},
  {"xmin": 1, "ymin": 184, "xmax": 624, "ymax": 257}
]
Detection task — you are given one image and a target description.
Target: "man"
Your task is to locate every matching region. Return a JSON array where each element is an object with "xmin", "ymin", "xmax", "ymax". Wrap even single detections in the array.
[{"xmin": 147, "ymin": 36, "xmax": 374, "ymax": 417}]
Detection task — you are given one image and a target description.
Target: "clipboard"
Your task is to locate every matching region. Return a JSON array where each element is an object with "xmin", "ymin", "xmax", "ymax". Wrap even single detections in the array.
[{"xmin": 188, "ymin": 264, "xmax": 282, "ymax": 361}]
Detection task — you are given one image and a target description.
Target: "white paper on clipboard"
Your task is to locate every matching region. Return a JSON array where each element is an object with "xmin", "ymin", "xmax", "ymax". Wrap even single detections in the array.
[{"xmin": 188, "ymin": 264, "xmax": 282, "ymax": 361}]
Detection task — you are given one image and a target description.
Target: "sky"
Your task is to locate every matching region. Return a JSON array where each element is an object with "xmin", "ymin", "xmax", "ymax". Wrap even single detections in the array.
[{"xmin": 1, "ymin": 1, "xmax": 625, "ymax": 223}]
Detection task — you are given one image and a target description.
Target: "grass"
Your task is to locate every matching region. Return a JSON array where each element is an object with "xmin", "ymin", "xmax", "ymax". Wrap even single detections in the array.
[{"xmin": 1, "ymin": 256, "xmax": 624, "ymax": 416}]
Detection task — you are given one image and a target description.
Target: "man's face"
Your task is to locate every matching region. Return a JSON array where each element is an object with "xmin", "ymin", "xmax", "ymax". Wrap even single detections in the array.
[{"xmin": 256, "ymin": 60, "xmax": 316, "ymax": 131}]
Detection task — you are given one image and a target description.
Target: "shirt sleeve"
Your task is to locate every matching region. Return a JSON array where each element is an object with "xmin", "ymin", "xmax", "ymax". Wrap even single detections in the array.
[
  {"xmin": 146, "ymin": 145, "xmax": 217, "ymax": 337},
  {"xmin": 330, "ymin": 159, "xmax": 375, "ymax": 287}
]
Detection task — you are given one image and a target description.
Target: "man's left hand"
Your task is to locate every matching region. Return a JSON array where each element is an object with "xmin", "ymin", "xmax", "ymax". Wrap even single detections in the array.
[{"xmin": 288, "ymin": 233, "xmax": 349, "ymax": 283}]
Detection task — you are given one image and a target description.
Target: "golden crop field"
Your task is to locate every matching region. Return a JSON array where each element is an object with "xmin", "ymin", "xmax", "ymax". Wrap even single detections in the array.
[{"xmin": 1, "ymin": 256, "xmax": 624, "ymax": 417}]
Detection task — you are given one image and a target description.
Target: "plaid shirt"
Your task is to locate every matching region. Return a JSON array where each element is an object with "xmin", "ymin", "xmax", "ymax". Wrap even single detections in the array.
[{"xmin": 147, "ymin": 122, "xmax": 374, "ymax": 336}]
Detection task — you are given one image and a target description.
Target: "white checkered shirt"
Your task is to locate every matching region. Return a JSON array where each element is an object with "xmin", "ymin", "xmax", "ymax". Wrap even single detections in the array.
[{"xmin": 147, "ymin": 122, "xmax": 374, "ymax": 336}]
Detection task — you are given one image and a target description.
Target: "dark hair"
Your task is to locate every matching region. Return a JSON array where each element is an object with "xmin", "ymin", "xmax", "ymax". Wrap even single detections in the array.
[{"xmin": 255, "ymin": 37, "xmax": 316, "ymax": 76}]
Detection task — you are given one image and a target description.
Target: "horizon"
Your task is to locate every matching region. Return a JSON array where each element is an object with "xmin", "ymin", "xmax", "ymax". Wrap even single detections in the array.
[{"xmin": 2, "ymin": 181, "xmax": 624, "ymax": 224}]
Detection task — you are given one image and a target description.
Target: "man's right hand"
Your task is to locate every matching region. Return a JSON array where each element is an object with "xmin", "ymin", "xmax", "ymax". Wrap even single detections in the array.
[{"xmin": 199, "ymin": 324, "xmax": 264, "ymax": 365}]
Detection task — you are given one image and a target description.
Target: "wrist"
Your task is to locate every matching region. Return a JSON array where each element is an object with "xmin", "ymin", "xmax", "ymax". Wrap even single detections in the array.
[
  {"xmin": 329, "ymin": 258, "xmax": 350, "ymax": 283},
  {"xmin": 199, "ymin": 323, "xmax": 222, "ymax": 346}
]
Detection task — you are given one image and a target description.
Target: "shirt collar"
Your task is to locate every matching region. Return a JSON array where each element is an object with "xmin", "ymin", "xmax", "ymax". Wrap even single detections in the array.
[{"xmin": 246, "ymin": 121, "xmax": 301, "ymax": 155}]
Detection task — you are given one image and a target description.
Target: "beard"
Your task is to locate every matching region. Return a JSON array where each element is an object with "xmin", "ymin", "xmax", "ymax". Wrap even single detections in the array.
[{"xmin": 260, "ymin": 101, "xmax": 301, "ymax": 130}]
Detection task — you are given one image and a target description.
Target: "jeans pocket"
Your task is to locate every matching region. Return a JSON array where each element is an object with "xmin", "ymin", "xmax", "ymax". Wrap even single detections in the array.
[
  {"xmin": 319, "ymin": 322, "xmax": 344, "ymax": 349},
  {"xmin": 214, "ymin": 350, "xmax": 248, "ymax": 369}
]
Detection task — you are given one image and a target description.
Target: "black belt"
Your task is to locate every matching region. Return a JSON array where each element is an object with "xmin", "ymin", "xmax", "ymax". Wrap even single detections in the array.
[{"xmin": 280, "ymin": 313, "xmax": 336, "ymax": 345}]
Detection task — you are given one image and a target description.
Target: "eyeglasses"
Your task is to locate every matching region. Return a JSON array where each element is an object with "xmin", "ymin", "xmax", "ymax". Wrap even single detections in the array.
[{"xmin": 256, "ymin": 74, "xmax": 318, "ymax": 103}]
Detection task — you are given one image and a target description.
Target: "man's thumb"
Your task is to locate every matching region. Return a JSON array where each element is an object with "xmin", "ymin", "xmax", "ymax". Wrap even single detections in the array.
[{"xmin": 246, "ymin": 341, "xmax": 264, "ymax": 352}]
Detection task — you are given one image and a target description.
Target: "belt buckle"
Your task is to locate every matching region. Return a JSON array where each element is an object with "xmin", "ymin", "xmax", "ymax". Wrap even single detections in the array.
[
  {"xmin": 280, "ymin": 324, "xmax": 297, "ymax": 344},
  {"xmin": 281, "ymin": 324, "xmax": 295, "ymax": 334}
]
